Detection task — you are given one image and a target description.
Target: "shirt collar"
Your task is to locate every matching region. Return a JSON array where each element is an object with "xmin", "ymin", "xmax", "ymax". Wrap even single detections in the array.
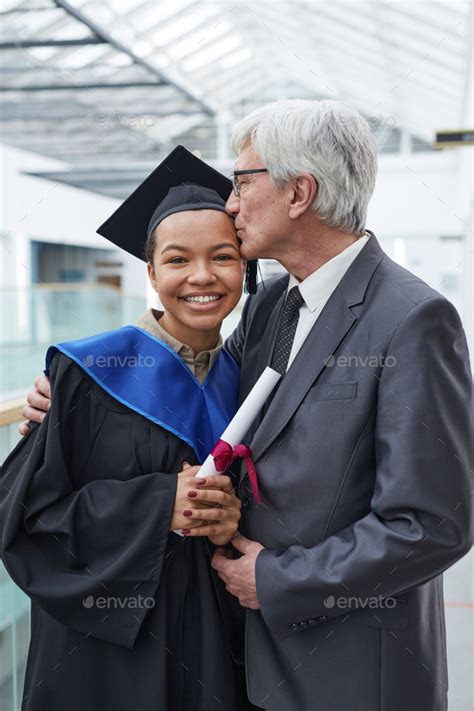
[
  {"xmin": 288, "ymin": 233, "xmax": 370, "ymax": 312},
  {"xmin": 135, "ymin": 308, "xmax": 223, "ymax": 360}
]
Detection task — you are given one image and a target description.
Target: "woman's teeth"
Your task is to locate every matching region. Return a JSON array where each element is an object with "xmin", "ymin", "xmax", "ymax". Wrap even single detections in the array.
[{"xmin": 184, "ymin": 295, "xmax": 221, "ymax": 303}]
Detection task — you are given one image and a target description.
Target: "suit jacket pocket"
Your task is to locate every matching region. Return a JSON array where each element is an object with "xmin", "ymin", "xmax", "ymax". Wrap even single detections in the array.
[
  {"xmin": 345, "ymin": 598, "xmax": 408, "ymax": 630},
  {"xmin": 301, "ymin": 380, "xmax": 358, "ymax": 405}
]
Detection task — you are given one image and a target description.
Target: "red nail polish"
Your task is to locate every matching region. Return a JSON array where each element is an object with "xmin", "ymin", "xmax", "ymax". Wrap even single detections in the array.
[
  {"xmin": 183, "ymin": 510, "xmax": 193, "ymax": 517},
  {"xmin": 196, "ymin": 479, "xmax": 206, "ymax": 486},
  {"xmin": 182, "ymin": 529, "xmax": 191, "ymax": 535},
  {"xmin": 187, "ymin": 491, "xmax": 197, "ymax": 498}
]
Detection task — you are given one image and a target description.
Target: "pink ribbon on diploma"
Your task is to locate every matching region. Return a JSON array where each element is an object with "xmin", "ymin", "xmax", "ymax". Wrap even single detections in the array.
[{"xmin": 210, "ymin": 439, "xmax": 261, "ymax": 505}]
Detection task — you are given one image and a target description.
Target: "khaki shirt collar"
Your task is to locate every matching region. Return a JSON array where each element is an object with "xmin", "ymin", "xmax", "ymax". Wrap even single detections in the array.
[{"xmin": 135, "ymin": 308, "xmax": 222, "ymax": 384}]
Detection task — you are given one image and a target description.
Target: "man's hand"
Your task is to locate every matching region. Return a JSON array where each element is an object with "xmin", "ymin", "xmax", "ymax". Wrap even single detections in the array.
[
  {"xmin": 211, "ymin": 533, "xmax": 264, "ymax": 609},
  {"xmin": 19, "ymin": 374, "xmax": 51, "ymax": 435}
]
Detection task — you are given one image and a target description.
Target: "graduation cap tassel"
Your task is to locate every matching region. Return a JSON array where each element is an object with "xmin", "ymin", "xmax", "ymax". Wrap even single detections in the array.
[
  {"xmin": 257, "ymin": 259, "xmax": 266, "ymax": 292},
  {"xmin": 245, "ymin": 259, "xmax": 258, "ymax": 295}
]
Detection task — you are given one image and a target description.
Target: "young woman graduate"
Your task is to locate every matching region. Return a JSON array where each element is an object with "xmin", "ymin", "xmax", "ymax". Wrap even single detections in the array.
[{"xmin": 0, "ymin": 147, "xmax": 259, "ymax": 711}]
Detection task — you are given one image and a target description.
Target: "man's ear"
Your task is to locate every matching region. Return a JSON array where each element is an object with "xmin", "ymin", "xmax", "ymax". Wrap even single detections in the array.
[
  {"xmin": 288, "ymin": 173, "xmax": 318, "ymax": 220},
  {"xmin": 147, "ymin": 262, "xmax": 159, "ymax": 293}
]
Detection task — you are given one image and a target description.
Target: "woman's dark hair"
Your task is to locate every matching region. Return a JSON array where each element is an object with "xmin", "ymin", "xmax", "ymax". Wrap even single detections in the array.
[{"xmin": 144, "ymin": 228, "xmax": 157, "ymax": 263}]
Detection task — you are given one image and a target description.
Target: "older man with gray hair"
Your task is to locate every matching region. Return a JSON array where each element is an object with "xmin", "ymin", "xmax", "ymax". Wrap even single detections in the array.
[
  {"xmin": 212, "ymin": 99, "xmax": 472, "ymax": 711},
  {"xmin": 21, "ymin": 100, "xmax": 472, "ymax": 711}
]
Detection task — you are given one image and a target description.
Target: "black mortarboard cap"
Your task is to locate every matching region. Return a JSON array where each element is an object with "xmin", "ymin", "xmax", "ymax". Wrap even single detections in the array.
[{"xmin": 97, "ymin": 145, "xmax": 258, "ymax": 293}]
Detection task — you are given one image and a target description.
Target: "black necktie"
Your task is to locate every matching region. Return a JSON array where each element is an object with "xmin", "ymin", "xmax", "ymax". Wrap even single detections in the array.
[{"xmin": 270, "ymin": 285, "xmax": 304, "ymax": 375}]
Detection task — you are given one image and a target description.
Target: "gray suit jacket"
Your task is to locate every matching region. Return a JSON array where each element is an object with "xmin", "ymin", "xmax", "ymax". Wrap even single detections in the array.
[{"xmin": 226, "ymin": 234, "xmax": 472, "ymax": 711}]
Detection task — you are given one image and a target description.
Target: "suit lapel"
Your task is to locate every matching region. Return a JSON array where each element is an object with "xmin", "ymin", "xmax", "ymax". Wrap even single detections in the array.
[
  {"xmin": 249, "ymin": 233, "xmax": 385, "ymax": 462},
  {"xmin": 242, "ymin": 276, "xmax": 288, "ymax": 442},
  {"xmin": 250, "ymin": 288, "xmax": 355, "ymax": 461}
]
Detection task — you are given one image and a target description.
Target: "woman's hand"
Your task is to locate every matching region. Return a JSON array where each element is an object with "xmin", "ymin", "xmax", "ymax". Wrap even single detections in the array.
[
  {"xmin": 182, "ymin": 479, "xmax": 242, "ymax": 546},
  {"xmin": 170, "ymin": 465, "xmax": 206, "ymax": 531},
  {"xmin": 170, "ymin": 463, "xmax": 241, "ymax": 545},
  {"xmin": 171, "ymin": 464, "xmax": 235, "ymax": 529}
]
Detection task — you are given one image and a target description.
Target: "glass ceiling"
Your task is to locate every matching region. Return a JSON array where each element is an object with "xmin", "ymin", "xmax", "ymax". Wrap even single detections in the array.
[{"xmin": 0, "ymin": 0, "xmax": 471, "ymax": 198}]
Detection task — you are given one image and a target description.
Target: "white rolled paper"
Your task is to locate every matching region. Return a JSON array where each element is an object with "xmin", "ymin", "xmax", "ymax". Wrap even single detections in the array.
[
  {"xmin": 196, "ymin": 366, "xmax": 281, "ymax": 478},
  {"xmin": 174, "ymin": 366, "xmax": 281, "ymax": 535}
]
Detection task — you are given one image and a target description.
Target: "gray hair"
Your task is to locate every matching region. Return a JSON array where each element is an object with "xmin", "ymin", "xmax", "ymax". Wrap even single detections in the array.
[{"xmin": 230, "ymin": 99, "xmax": 377, "ymax": 236}]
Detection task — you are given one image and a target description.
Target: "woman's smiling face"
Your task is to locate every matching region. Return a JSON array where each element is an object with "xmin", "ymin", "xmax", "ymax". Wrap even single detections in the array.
[{"xmin": 147, "ymin": 209, "xmax": 245, "ymax": 347}]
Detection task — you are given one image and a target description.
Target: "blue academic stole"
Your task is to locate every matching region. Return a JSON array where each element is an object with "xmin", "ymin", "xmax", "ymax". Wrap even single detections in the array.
[{"xmin": 45, "ymin": 325, "xmax": 239, "ymax": 463}]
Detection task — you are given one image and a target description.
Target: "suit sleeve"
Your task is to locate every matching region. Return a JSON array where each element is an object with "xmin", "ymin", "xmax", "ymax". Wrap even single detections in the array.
[
  {"xmin": 0, "ymin": 354, "xmax": 178, "ymax": 649},
  {"xmin": 256, "ymin": 296, "xmax": 473, "ymax": 639},
  {"xmin": 224, "ymin": 284, "xmax": 262, "ymax": 365},
  {"xmin": 224, "ymin": 294, "xmax": 252, "ymax": 365},
  {"xmin": 225, "ymin": 277, "xmax": 286, "ymax": 363}
]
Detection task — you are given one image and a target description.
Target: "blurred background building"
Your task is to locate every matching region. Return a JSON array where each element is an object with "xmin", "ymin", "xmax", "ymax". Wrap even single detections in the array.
[{"xmin": 0, "ymin": 1, "xmax": 472, "ymax": 709}]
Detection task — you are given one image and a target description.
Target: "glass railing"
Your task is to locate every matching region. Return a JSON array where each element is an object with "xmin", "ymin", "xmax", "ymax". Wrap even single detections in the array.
[
  {"xmin": 0, "ymin": 404, "xmax": 28, "ymax": 711},
  {"xmin": 0, "ymin": 560, "xmax": 29, "ymax": 711},
  {"xmin": 1, "ymin": 285, "xmax": 147, "ymax": 397}
]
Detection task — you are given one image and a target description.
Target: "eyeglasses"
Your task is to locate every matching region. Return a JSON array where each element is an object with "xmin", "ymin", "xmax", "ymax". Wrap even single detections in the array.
[{"xmin": 230, "ymin": 168, "xmax": 268, "ymax": 197}]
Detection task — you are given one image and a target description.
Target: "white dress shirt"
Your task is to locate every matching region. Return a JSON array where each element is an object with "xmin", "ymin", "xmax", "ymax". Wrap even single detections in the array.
[{"xmin": 286, "ymin": 234, "xmax": 370, "ymax": 370}]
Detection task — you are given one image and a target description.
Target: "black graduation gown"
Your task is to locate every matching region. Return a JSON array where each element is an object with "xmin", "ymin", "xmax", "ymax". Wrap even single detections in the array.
[{"xmin": 0, "ymin": 353, "xmax": 241, "ymax": 711}]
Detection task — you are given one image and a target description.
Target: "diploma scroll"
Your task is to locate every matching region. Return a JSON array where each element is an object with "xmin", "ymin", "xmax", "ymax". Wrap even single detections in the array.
[
  {"xmin": 175, "ymin": 367, "xmax": 281, "ymax": 535},
  {"xmin": 196, "ymin": 366, "xmax": 281, "ymax": 479}
]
